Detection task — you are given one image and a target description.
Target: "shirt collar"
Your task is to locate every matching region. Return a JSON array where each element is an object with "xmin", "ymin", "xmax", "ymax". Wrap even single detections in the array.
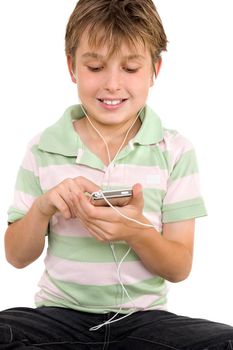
[
  {"xmin": 38, "ymin": 104, "xmax": 164, "ymax": 156},
  {"xmin": 133, "ymin": 105, "xmax": 164, "ymax": 145},
  {"xmin": 38, "ymin": 105, "xmax": 84, "ymax": 156}
]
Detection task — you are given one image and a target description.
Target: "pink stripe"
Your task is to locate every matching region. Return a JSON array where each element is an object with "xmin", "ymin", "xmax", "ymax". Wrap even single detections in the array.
[
  {"xmin": 28, "ymin": 133, "xmax": 41, "ymax": 146},
  {"xmin": 12, "ymin": 190, "xmax": 36, "ymax": 211},
  {"xmin": 39, "ymin": 164, "xmax": 104, "ymax": 190},
  {"xmin": 21, "ymin": 152, "xmax": 39, "ymax": 176},
  {"xmin": 21, "ymin": 134, "xmax": 41, "ymax": 176},
  {"xmin": 163, "ymin": 131, "xmax": 193, "ymax": 167},
  {"xmin": 101, "ymin": 164, "xmax": 168, "ymax": 190},
  {"xmin": 164, "ymin": 130, "xmax": 193, "ymax": 153},
  {"xmin": 45, "ymin": 253, "xmax": 155, "ymax": 286},
  {"xmin": 39, "ymin": 164, "xmax": 168, "ymax": 191},
  {"xmin": 144, "ymin": 212, "xmax": 162, "ymax": 233},
  {"xmin": 163, "ymin": 173, "xmax": 201, "ymax": 205},
  {"xmin": 51, "ymin": 211, "xmax": 162, "ymax": 237},
  {"xmin": 35, "ymin": 271, "xmax": 167, "ymax": 311},
  {"xmin": 35, "ymin": 272, "xmax": 75, "ymax": 304},
  {"xmin": 51, "ymin": 214, "xmax": 92, "ymax": 237}
]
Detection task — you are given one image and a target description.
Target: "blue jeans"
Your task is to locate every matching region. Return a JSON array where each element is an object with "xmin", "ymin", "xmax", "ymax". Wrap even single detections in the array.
[{"xmin": 0, "ymin": 307, "xmax": 233, "ymax": 349}]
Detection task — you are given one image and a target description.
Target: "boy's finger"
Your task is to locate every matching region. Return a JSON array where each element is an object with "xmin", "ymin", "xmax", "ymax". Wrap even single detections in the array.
[
  {"xmin": 128, "ymin": 183, "xmax": 144, "ymax": 209},
  {"xmin": 50, "ymin": 192, "xmax": 73, "ymax": 219},
  {"xmin": 75, "ymin": 192, "xmax": 112, "ymax": 221},
  {"xmin": 73, "ymin": 191, "xmax": 99, "ymax": 219},
  {"xmin": 74, "ymin": 176, "xmax": 100, "ymax": 194}
]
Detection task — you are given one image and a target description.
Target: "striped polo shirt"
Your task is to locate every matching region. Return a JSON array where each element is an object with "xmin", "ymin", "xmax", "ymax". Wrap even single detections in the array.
[{"xmin": 8, "ymin": 104, "xmax": 207, "ymax": 314}]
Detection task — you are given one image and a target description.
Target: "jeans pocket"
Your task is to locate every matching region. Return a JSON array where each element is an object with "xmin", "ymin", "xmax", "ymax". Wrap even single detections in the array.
[{"xmin": 0, "ymin": 325, "xmax": 13, "ymax": 344}]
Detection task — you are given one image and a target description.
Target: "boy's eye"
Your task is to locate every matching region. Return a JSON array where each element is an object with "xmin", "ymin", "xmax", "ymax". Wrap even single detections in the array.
[
  {"xmin": 86, "ymin": 65, "xmax": 139, "ymax": 73},
  {"xmin": 124, "ymin": 67, "xmax": 139, "ymax": 73},
  {"xmin": 87, "ymin": 66, "xmax": 103, "ymax": 72}
]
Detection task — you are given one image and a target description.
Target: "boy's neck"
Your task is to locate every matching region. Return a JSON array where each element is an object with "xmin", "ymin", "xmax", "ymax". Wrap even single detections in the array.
[
  {"xmin": 73, "ymin": 117, "xmax": 141, "ymax": 164},
  {"xmin": 83, "ymin": 116, "xmax": 141, "ymax": 144}
]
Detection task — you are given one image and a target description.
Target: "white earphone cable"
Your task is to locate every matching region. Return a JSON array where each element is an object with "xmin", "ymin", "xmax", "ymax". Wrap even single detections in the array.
[
  {"xmin": 80, "ymin": 104, "xmax": 144, "ymax": 188},
  {"xmin": 79, "ymin": 104, "xmax": 151, "ymax": 331},
  {"xmin": 99, "ymin": 192, "xmax": 155, "ymax": 228}
]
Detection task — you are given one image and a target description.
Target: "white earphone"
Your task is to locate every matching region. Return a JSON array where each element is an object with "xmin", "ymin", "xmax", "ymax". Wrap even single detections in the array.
[{"xmin": 71, "ymin": 71, "xmax": 76, "ymax": 81}]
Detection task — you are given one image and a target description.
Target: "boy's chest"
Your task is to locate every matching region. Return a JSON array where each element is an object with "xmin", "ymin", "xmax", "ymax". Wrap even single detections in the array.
[
  {"xmin": 38, "ymin": 148, "xmax": 168, "ymax": 222},
  {"xmin": 38, "ymin": 152, "xmax": 168, "ymax": 193}
]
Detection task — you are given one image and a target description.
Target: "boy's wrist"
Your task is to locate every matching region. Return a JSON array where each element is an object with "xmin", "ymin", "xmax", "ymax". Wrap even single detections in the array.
[
  {"xmin": 124, "ymin": 214, "xmax": 155, "ymax": 245},
  {"xmin": 33, "ymin": 197, "xmax": 55, "ymax": 222}
]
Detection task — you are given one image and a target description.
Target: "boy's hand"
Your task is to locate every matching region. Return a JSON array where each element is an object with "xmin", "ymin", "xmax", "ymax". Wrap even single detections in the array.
[
  {"xmin": 72, "ymin": 183, "xmax": 148, "ymax": 243},
  {"xmin": 35, "ymin": 176, "xmax": 100, "ymax": 220}
]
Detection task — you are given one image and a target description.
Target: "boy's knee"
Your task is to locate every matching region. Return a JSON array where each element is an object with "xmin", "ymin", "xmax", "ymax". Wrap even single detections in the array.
[{"xmin": 0, "ymin": 324, "xmax": 13, "ymax": 344}]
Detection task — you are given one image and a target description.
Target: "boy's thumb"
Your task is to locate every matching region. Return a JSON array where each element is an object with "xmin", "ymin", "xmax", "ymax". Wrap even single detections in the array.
[{"xmin": 130, "ymin": 183, "xmax": 144, "ymax": 209}]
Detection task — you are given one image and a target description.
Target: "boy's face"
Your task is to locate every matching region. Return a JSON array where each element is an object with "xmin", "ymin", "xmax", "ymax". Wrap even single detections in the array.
[{"xmin": 68, "ymin": 30, "xmax": 161, "ymax": 127}]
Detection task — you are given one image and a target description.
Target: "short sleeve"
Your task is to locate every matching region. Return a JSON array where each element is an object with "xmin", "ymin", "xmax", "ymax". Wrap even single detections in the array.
[
  {"xmin": 7, "ymin": 136, "xmax": 44, "ymax": 223},
  {"xmin": 161, "ymin": 134, "xmax": 207, "ymax": 223}
]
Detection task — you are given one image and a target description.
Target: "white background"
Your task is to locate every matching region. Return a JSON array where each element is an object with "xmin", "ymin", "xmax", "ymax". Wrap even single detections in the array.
[{"xmin": 0, "ymin": 1, "xmax": 233, "ymax": 325}]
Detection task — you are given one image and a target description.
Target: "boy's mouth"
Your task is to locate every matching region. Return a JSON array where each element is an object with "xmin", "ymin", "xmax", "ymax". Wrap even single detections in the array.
[{"xmin": 97, "ymin": 98, "xmax": 127, "ymax": 106}]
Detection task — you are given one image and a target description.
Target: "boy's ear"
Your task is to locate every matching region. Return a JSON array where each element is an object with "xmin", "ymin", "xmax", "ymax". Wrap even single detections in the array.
[
  {"xmin": 151, "ymin": 58, "xmax": 162, "ymax": 86},
  {"xmin": 155, "ymin": 57, "xmax": 162, "ymax": 76},
  {"xmin": 67, "ymin": 55, "xmax": 77, "ymax": 83}
]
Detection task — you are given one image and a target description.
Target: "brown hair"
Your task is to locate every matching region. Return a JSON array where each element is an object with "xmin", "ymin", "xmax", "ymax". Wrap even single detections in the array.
[{"xmin": 65, "ymin": 0, "xmax": 167, "ymax": 69}]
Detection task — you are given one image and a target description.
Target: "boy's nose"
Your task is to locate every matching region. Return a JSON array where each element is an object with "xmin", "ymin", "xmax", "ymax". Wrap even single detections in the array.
[{"xmin": 104, "ymin": 70, "xmax": 122, "ymax": 93}]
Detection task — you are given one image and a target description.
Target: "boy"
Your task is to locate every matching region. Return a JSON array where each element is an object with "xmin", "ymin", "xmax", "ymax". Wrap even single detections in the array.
[{"xmin": 1, "ymin": 0, "xmax": 233, "ymax": 349}]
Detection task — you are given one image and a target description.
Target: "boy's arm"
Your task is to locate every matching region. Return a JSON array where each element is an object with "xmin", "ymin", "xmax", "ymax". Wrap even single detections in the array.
[
  {"xmin": 5, "ymin": 201, "xmax": 49, "ymax": 268},
  {"xmin": 73, "ymin": 183, "xmax": 194, "ymax": 283},
  {"xmin": 5, "ymin": 176, "xmax": 100, "ymax": 268},
  {"xmin": 125, "ymin": 218, "xmax": 194, "ymax": 283}
]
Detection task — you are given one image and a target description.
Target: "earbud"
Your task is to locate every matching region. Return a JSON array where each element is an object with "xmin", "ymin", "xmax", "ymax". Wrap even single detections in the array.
[{"xmin": 71, "ymin": 71, "xmax": 77, "ymax": 82}]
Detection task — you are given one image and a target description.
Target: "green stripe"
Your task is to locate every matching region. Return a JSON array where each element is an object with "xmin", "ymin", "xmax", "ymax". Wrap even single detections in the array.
[
  {"xmin": 143, "ymin": 188, "xmax": 165, "ymax": 212},
  {"xmin": 7, "ymin": 207, "xmax": 26, "ymax": 223},
  {"xmin": 16, "ymin": 167, "xmax": 43, "ymax": 196},
  {"xmin": 162, "ymin": 197, "xmax": 207, "ymax": 223},
  {"xmin": 33, "ymin": 141, "xmax": 171, "ymax": 170},
  {"xmin": 170, "ymin": 150, "xmax": 198, "ymax": 180},
  {"xmin": 48, "ymin": 233, "xmax": 140, "ymax": 263},
  {"xmin": 117, "ymin": 146, "xmax": 170, "ymax": 169},
  {"xmin": 36, "ymin": 274, "xmax": 166, "ymax": 313}
]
